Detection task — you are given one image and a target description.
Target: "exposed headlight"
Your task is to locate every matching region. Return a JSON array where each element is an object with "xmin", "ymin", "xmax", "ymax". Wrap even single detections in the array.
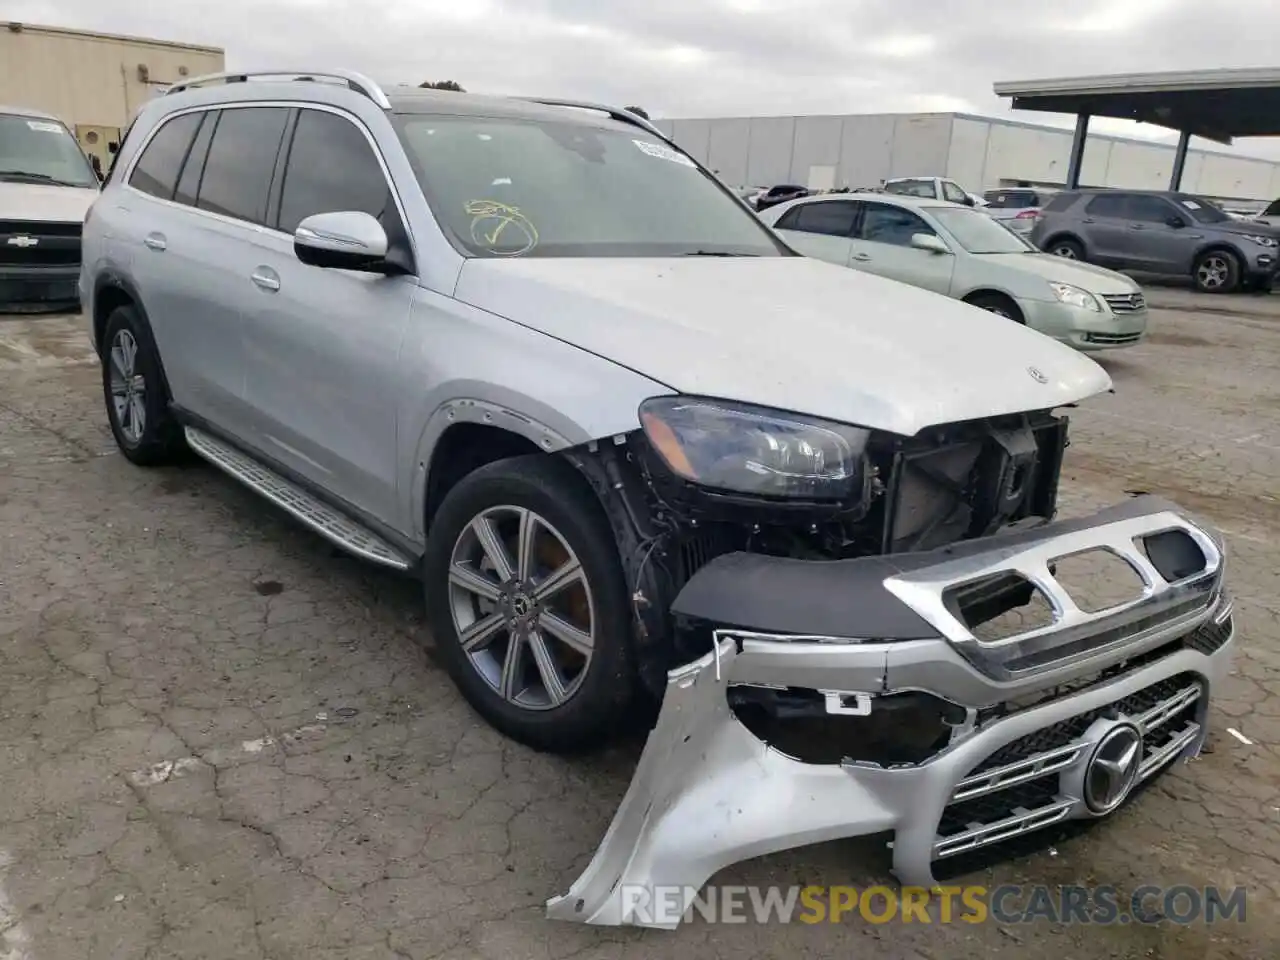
[
  {"xmin": 1049, "ymin": 281, "xmax": 1101, "ymax": 312},
  {"xmin": 638, "ymin": 396, "xmax": 870, "ymax": 500},
  {"xmin": 1242, "ymin": 234, "xmax": 1278, "ymax": 247}
]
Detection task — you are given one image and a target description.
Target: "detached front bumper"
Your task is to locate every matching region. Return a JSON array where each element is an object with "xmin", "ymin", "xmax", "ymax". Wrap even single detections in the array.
[{"xmin": 547, "ymin": 495, "xmax": 1235, "ymax": 928}]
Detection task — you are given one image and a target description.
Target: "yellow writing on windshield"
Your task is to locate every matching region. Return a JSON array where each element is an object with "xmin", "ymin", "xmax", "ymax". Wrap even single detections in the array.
[{"xmin": 465, "ymin": 199, "xmax": 539, "ymax": 256}]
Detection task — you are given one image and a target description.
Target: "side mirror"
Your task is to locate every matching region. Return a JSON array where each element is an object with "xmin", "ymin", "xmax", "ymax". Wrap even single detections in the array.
[
  {"xmin": 962, "ymin": 194, "xmax": 976, "ymax": 207},
  {"xmin": 911, "ymin": 233, "xmax": 950, "ymax": 254},
  {"xmin": 294, "ymin": 211, "xmax": 391, "ymax": 272},
  {"xmin": 1166, "ymin": 216, "xmax": 1187, "ymax": 229}
]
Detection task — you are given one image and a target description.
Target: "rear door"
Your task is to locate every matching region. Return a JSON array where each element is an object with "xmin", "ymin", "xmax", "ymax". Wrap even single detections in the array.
[
  {"xmin": 239, "ymin": 106, "xmax": 416, "ymax": 522},
  {"xmin": 771, "ymin": 199, "xmax": 858, "ymax": 265},
  {"xmin": 849, "ymin": 200, "xmax": 955, "ymax": 294},
  {"xmin": 1079, "ymin": 192, "xmax": 1132, "ymax": 265}
]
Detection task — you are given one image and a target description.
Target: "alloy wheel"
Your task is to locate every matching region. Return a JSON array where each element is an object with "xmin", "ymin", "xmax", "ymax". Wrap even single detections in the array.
[
  {"xmin": 108, "ymin": 329, "xmax": 146, "ymax": 444},
  {"xmin": 1053, "ymin": 244, "xmax": 1078, "ymax": 259},
  {"xmin": 447, "ymin": 505, "xmax": 595, "ymax": 710},
  {"xmin": 1197, "ymin": 255, "xmax": 1229, "ymax": 290}
]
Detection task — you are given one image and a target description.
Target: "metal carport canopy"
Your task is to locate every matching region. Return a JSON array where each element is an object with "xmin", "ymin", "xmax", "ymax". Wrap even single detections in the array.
[{"xmin": 993, "ymin": 68, "xmax": 1280, "ymax": 189}]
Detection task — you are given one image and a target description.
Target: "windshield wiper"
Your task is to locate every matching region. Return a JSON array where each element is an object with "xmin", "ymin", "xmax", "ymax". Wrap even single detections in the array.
[
  {"xmin": 0, "ymin": 169, "xmax": 82, "ymax": 188},
  {"xmin": 680, "ymin": 250, "xmax": 760, "ymax": 257}
]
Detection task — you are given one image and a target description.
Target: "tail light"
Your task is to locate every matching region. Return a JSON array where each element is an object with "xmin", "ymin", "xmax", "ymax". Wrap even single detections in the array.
[{"xmin": 1015, "ymin": 209, "xmax": 1038, "ymax": 220}]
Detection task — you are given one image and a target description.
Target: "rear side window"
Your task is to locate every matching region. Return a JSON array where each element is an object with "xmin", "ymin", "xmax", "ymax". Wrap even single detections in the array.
[
  {"xmin": 1084, "ymin": 193, "xmax": 1129, "ymax": 218},
  {"xmin": 128, "ymin": 112, "xmax": 202, "ymax": 200},
  {"xmin": 196, "ymin": 107, "xmax": 290, "ymax": 225},
  {"xmin": 1042, "ymin": 193, "xmax": 1078, "ymax": 213},
  {"xmin": 776, "ymin": 200, "xmax": 858, "ymax": 237},
  {"xmin": 276, "ymin": 109, "xmax": 392, "ymax": 234},
  {"xmin": 173, "ymin": 112, "xmax": 217, "ymax": 207}
]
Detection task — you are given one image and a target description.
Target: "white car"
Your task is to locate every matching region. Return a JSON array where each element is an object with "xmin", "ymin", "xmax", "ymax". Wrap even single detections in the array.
[
  {"xmin": 761, "ymin": 191, "xmax": 1149, "ymax": 351},
  {"xmin": 1, "ymin": 104, "xmax": 101, "ymax": 310}
]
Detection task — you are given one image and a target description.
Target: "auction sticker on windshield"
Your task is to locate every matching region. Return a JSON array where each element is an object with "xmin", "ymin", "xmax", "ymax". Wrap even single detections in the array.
[
  {"xmin": 26, "ymin": 120, "xmax": 64, "ymax": 134},
  {"xmin": 633, "ymin": 139, "xmax": 696, "ymax": 168}
]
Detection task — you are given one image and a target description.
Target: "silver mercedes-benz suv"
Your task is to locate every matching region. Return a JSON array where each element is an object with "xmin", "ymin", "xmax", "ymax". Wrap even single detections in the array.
[{"xmin": 80, "ymin": 69, "xmax": 1236, "ymax": 929}]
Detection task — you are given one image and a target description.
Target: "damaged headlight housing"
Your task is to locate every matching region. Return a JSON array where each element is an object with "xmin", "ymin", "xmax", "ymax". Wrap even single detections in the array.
[{"xmin": 639, "ymin": 396, "xmax": 870, "ymax": 500}]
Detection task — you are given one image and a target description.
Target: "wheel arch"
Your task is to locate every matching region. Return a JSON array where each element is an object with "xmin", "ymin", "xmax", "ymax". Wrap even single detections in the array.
[
  {"xmin": 92, "ymin": 275, "xmax": 177, "ymax": 404},
  {"xmin": 1190, "ymin": 241, "xmax": 1246, "ymax": 272},
  {"xmin": 960, "ymin": 288, "xmax": 1025, "ymax": 321}
]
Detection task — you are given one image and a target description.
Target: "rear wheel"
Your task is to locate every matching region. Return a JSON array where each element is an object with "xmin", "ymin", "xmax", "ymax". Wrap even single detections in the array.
[
  {"xmin": 965, "ymin": 292, "xmax": 1025, "ymax": 324},
  {"xmin": 1193, "ymin": 249, "xmax": 1242, "ymax": 294},
  {"xmin": 101, "ymin": 305, "xmax": 185, "ymax": 465},
  {"xmin": 1048, "ymin": 237, "xmax": 1084, "ymax": 260},
  {"xmin": 422, "ymin": 455, "xmax": 635, "ymax": 753}
]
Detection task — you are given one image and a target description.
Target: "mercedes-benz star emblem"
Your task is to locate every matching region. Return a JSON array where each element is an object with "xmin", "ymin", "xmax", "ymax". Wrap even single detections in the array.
[
  {"xmin": 1083, "ymin": 724, "xmax": 1142, "ymax": 814},
  {"xmin": 1027, "ymin": 366, "xmax": 1049, "ymax": 384}
]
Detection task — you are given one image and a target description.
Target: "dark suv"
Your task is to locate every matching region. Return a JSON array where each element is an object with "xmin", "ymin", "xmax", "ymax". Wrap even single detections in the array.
[{"xmin": 1030, "ymin": 189, "xmax": 1280, "ymax": 294}]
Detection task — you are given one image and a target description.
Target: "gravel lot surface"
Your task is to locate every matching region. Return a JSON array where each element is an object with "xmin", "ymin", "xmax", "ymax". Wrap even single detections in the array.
[{"xmin": 1, "ymin": 291, "xmax": 1277, "ymax": 959}]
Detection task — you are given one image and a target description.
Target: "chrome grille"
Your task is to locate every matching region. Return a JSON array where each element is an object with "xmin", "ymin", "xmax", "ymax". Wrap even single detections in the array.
[
  {"xmin": 933, "ymin": 673, "xmax": 1202, "ymax": 860},
  {"xmin": 1101, "ymin": 292, "xmax": 1146, "ymax": 314}
]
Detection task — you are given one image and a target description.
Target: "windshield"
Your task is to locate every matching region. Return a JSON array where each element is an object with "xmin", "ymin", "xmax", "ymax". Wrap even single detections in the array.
[
  {"xmin": 1172, "ymin": 195, "xmax": 1231, "ymax": 224},
  {"xmin": 929, "ymin": 207, "xmax": 1035, "ymax": 254},
  {"xmin": 0, "ymin": 113, "xmax": 98, "ymax": 188},
  {"xmin": 392, "ymin": 115, "xmax": 788, "ymax": 258}
]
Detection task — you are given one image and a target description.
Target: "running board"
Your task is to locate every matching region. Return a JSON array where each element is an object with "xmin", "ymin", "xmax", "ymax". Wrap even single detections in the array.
[{"xmin": 184, "ymin": 426, "xmax": 413, "ymax": 571}]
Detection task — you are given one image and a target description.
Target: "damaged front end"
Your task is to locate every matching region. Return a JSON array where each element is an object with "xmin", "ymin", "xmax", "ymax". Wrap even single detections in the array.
[{"xmin": 551, "ymin": 401, "xmax": 1236, "ymax": 929}]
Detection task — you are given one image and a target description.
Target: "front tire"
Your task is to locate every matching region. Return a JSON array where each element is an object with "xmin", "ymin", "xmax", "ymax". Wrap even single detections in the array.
[
  {"xmin": 1193, "ymin": 249, "xmax": 1241, "ymax": 294},
  {"xmin": 101, "ymin": 305, "xmax": 185, "ymax": 465},
  {"xmin": 965, "ymin": 292, "xmax": 1025, "ymax": 324},
  {"xmin": 422, "ymin": 455, "xmax": 635, "ymax": 753}
]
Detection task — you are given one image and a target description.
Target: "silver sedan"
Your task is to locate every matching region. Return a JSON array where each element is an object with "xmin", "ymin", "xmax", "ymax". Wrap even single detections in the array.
[{"xmin": 760, "ymin": 192, "xmax": 1148, "ymax": 351}]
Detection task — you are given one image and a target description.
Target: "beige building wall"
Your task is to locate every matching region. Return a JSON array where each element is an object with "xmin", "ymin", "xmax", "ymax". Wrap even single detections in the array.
[{"xmin": 0, "ymin": 22, "xmax": 224, "ymax": 168}]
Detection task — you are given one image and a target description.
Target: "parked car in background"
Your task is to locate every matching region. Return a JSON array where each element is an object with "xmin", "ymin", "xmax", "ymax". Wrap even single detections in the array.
[
  {"xmin": 753, "ymin": 183, "xmax": 809, "ymax": 211},
  {"xmin": 983, "ymin": 187, "xmax": 1047, "ymax": 236},
  {"xmin": 883, "ymin": 176, "xmax": 984, "ymax": 207},
  {"xmin": 1031, "ymin": 189, "xmax": 1280, "ymax": 294},
  {"xmin": 762, "ymin": 192, "xmax": 1149, "ymax": 350},
  {"xmin": 1, "ymin": 104, "xmax": 101, "ymax": 311}
]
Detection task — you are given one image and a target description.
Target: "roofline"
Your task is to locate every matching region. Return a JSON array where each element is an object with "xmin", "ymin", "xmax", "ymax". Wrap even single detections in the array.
[
  {"xmin": 993, "ymin": 67, "xmax": 1280, "ymax": 99},
  {"xmin": 3, "ymin": 20, "xmax": 224, "ymax": 56},
  {"xmin": 655, "ymin": 110, "xmax": 1280, "ymax": 165}
]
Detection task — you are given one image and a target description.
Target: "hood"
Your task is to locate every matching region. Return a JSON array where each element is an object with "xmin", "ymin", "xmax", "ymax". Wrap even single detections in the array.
[
  {"xmin": 453, "ymin": 256, "xmax": 1113, "ymax": 437},
  {"xmin": 1212, "ymin": 217, "xmax": 1280, "ymax": 238},
  {"xmin": 981, "ymin": 252, "xmax": 1140, "ymax": 293},
  {"xmin": 0, "ymin": 181, "xmax": 99, "ymax": 223}
]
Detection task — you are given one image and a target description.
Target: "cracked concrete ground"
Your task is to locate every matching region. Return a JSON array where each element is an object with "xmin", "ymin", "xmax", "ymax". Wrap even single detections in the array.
[{"xmin": 1, "ymin": 292, "xmax": 1278, "ymax": 959}]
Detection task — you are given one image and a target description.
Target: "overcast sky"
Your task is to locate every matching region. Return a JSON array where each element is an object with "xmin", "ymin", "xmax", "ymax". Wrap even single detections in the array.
[{"xmin": 10, "ymin": 0, "xmax": 1280, "ymax": 157}]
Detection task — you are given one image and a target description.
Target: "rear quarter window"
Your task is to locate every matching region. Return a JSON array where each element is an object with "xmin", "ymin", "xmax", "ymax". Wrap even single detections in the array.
[{"xmin": 128, "ymin": 112, "xmax": 203, "ymax": 201}]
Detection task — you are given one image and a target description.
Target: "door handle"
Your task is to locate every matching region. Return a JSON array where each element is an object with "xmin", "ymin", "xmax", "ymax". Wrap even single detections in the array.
[
  {"xmin": 251, "ymin": 269, "xmax": 280, "ymax": 292},
  {"xmin": 1128, "ymin": 224, "xmax": 1145, "ymax": 230},
  {"xmin": 143, "ymin": 234, "xmax": 166, "ymax": 251},
  {"xmin": 1081, "ymin": 218, "xmax": 1095, "ymax": 224},
  {"xmin": 851, "ymin": 253, "xmax": 872, "ymax": 262}
]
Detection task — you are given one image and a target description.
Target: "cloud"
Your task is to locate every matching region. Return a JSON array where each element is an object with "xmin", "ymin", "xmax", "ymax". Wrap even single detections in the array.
[{"xmin": 8, "ymin": 0, "xmax": 1280, "ymax": 158}]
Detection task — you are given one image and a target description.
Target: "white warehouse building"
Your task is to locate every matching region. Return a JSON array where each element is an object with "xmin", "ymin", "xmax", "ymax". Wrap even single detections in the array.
[{"xmin": 652, "ymin": 112, "xmax": 1280, "ymax": 206}]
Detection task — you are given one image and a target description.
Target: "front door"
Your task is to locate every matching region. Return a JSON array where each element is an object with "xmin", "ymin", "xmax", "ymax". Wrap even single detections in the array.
[
  {"xmin": 239, "ymin": 106, "xmax": 413, "ymax": 523},
  {"xmin": 1120, "ymin": 194, "xmax": 1205, "ymax": 273},
  {"xmin": 849, "ymin": 200, "xmax": 955, "ymax": 295}
]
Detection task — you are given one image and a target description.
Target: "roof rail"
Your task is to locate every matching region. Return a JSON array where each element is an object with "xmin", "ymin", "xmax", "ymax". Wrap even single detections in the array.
[
  {"xmin": 164, "ymin": 69, "xmax": 392, "ymax": 110},
  {"xmin": 518, "ymin": 97, "xmax": 670, "ymax": 141}
]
